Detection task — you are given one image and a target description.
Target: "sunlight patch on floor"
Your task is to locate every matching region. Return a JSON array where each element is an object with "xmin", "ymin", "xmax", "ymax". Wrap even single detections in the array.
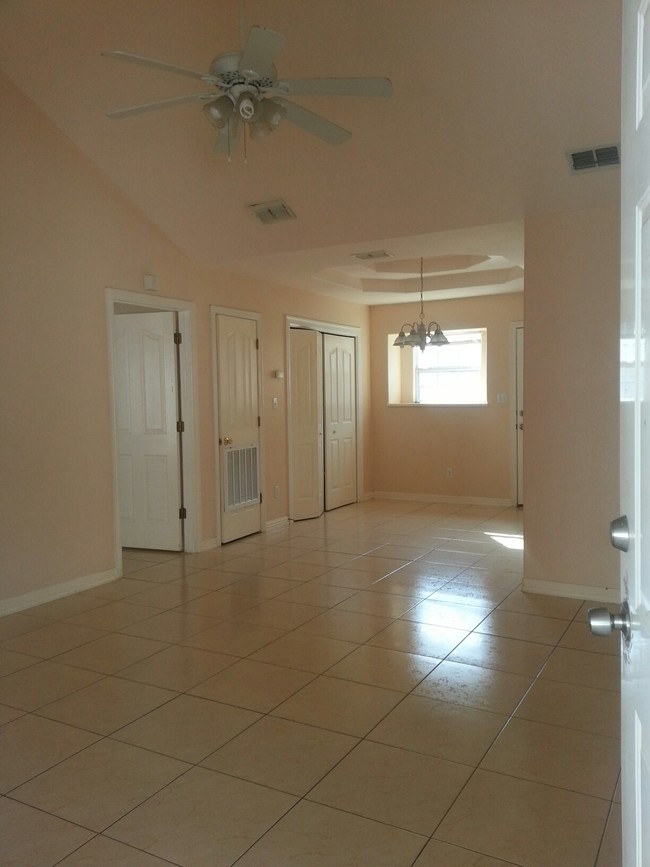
[{"xmin": 486, "ymin": 533, "xmax": 524, "ymax": 550}]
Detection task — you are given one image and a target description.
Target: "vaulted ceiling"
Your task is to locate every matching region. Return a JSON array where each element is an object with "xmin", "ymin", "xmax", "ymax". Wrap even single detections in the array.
[{"xmin": 0, "ymin": 0, "xmax": 621, "ymax": 303}]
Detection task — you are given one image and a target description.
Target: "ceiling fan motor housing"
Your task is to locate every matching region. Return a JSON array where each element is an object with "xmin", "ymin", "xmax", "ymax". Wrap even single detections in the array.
[{"xmin": 209, "ymin": 50, "xmax": 278, "ymax": 91}]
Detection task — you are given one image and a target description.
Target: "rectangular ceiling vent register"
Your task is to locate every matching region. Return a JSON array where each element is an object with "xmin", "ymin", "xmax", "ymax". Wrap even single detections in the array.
[
  {"xmin": 351, "ymin": 250, "xmax": 393, "ymax": 261},
  {"xmin": 568, "ymin": 144, "xmax": 620, "ymax": 173},
  {"xmin": 249, "ymin": 200, "xmax": 297, "ymax": 225}
]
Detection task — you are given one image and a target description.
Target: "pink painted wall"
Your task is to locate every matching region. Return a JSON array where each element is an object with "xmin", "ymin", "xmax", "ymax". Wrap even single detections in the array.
[
  {"xmin": 0, "ymin": 72, "xmax": 369, "ymax": 607},
  {"xmin": 524, "ymin": 207, "xmax": 620, "ymax": 597},
  {"xmin": 369, "ymin": 294, "xmax": 523, "ymax": 501}
]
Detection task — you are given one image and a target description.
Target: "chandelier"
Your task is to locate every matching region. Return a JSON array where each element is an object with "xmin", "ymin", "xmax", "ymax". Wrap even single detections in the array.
[{"xmin": 393, "ymin": 258, "xmax": 449, "ymax": 352}]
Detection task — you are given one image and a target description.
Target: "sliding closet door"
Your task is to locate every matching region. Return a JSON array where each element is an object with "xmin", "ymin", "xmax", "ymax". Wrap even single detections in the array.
[{"xmin": 289, "ymin": 328, "xmax": 324, "ymax": 520}]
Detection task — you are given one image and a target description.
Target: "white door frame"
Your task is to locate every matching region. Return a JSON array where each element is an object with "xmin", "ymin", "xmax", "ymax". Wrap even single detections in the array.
[
  {"xmin": 286, "ymin": 315, "xmax": 363, "ymax": 520},
  {"xmin": 509, "ymin": 320, "xmax": 524, "ymax": 506},
  {"xmin": 211, "ymin": 305, "xmax": 263, "ymax": 544},
  {"xmin": 106, "ymin": 289, "xmax": 200, "ymax": 569}
]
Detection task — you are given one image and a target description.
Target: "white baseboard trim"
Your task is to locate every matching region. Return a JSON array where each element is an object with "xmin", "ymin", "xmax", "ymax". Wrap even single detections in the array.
[
  {"xmin": 0, "ymin": 567, "xmax": 120, "ymax": 617},
  {"xmin": 523, "ymin": 578, "xmax": 622, "ymax": 604},
  {"xmin": 264, "ymin": 517, "xmax": 290, "ymax": 533},
  {"xmin": 371, "ymin": 492, "xmax": 513, "ymax": 508}
]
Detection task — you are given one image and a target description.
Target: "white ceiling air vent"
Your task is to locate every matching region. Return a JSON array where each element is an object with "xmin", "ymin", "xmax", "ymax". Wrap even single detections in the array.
[
  {"xmin": 568, "ymin": 144, "xmax": 620, "ymax": 173},
  {"xmin": 351, "ymin": 250, "xmax": 393, "ymax": 261},
  {"xmin": 249, "ymin": 200, "xmax": 297, "ymax": 225}
]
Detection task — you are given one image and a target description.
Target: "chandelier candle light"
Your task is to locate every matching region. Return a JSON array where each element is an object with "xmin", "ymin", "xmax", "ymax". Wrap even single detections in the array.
[{"xmin": 393, "ymin": 258, "xmax": 449, "ymax": 352}]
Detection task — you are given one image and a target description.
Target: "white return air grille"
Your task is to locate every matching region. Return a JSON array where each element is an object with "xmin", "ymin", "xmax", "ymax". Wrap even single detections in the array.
[{"xmin": 225, "ymin": 446, "xmax": 260, "ymax": 511}]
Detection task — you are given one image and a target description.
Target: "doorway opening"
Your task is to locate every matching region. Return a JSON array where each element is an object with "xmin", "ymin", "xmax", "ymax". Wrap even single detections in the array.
[{"xmin": 107, "ymin": 289, "xmax": 199, "ymax": 570}]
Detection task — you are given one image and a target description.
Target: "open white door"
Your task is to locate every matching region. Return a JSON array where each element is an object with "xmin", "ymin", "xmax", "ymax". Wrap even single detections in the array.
[
  {"xmin": 113, "ymin": 312, "xmax": 182, "ymax": 550},
  {"xmin": 323, "ymin": 333, "xmax": 357, "ymax": 510},
  {"xmin": 216, "ymin": 313, "xmax": 261, "ymax": 543},
  {"xmin": 289, "ymin": 328, "xmax": 324, "ymax": 520},
  {"xmin": 621, "ymin": 0, "xmax": 650, "ymax": 858},
  {"xmin": 592, "ymin": 2, "xmax": 650, "ymax": 861}
]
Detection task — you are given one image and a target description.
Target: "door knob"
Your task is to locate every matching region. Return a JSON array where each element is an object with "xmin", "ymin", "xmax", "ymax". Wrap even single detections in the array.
[
  {"xmin": 588, "ymin": 601, "xmax": 631, "ymax": 641},
  {"xmin": 610, "ymin": 515, "xmax": 630, "ymax": 552},
  {"xmin": 222, "ymin": 436, "xmax": 233, "ymax": 446}
]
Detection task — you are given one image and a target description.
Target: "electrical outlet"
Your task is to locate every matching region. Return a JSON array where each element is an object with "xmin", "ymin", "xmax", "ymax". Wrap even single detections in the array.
[
  {"xmin": 273, "ymin": 484, "xmax": 280, "ymax": 498},
  {"xmin": 446, "ymin": 467, "xmax": 453, "ymax": 478}
]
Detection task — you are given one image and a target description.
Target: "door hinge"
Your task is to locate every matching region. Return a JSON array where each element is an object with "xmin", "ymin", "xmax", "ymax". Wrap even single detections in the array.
[
  {"xmin": 174, "ymin": 332, "xmax": 182, "ymax": 345},
  {"xmin": 256, "ymin": 338, "xmax": 259, "ymax": 350},
  {"xmin": 177, "ymin": 420, "xmax": 185, "ymax": 433},
  {"xmin": 179, "ymin": 507, "xmax": 187, "ymax": 519},
  {"xmin": 259, "ymin": 493, "xmax": 263, "ymax": 504},
  {"xmin": 258, "ymin": 416, "xmax": 261, "ymax": 427}
]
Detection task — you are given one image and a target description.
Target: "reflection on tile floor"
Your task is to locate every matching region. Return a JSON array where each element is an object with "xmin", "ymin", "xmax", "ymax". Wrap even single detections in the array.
[{"xmin": 0, "ymin": 502, "xmax": 622, "ymax": 866}]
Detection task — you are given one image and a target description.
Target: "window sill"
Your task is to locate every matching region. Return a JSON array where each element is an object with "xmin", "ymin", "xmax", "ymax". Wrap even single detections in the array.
[{"xmin": 387, "ymin": 402, "xmax": 489, "ymax": 408}]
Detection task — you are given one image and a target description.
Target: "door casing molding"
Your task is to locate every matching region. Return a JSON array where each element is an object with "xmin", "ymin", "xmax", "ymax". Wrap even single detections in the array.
[{"xmin": 509, "ymin": 320, "xmax": 524, "ymax": 506}]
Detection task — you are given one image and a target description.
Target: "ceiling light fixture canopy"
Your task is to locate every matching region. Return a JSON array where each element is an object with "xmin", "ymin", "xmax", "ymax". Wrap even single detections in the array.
[{"xmin": 393, "ymin": 258, "xmax": 449, "ymax": 352}]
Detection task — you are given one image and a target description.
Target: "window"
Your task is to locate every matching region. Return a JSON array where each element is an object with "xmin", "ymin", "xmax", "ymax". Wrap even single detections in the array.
[
  {"xmin": 388, "ymin": 328, "xmax": 487, "ymax": 405},
  {"xmin": 415, "ymin": 328, "xmax": 486, "ymax": 404}
]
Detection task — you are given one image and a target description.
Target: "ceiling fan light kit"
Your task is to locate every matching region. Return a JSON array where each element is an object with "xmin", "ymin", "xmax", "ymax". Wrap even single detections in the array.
[{"xmin": 104, "ymin": 25, "xmax": 392, "ymax": 155}]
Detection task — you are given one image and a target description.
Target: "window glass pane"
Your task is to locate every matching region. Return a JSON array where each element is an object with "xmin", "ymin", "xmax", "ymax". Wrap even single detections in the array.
[{"xmin": 413, "ymin": 328, "xmax": 486, "ymax": 405}]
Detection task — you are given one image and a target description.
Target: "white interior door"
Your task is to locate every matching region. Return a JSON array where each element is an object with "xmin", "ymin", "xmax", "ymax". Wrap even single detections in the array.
[
  {"xmin": 516, "ymin": 325, "xmax": 524, "ymax": 506},
  {"xmin": 323, "ymin": 333, "xmax": 357, "ymax": 510},
  {"xmin": 216, "ymin": 314, "xmax": 261, "ymax": 543},
  {"xmin": 113, "ymin": 312, "xmax": 182, "ymax": 550},
  {"xmin": 289, "ymin": 328, "xmax": 324, "ymax": 520},
  {"xmin": 619, "ymin": 2, "xmax": 650, "ymax": 861}
]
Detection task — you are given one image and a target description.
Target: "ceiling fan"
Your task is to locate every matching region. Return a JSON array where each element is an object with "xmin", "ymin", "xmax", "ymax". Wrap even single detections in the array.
[{"xmin": 103, "ymin": 25, "xmax": 392, "ymax": 155}]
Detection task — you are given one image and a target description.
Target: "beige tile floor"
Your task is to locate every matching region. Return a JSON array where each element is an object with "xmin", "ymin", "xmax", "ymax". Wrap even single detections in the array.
[{"xmin": 0, "ymin": 502, "xmax": 622, "ymax": 866}]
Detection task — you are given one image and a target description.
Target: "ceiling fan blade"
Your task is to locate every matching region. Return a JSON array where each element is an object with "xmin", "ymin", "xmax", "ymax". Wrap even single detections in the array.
[
  {"xmin": 276, "ymin": 77, "xmax": 392, "ymax": 98},
  {"xmin": 106, "ymin": 93, "xmax": 216, "ymax": 119},
  {"xmin": 102, "ymin": 51, "xmax": 218, "ymax": 85},
  {"xmin": 275, "ymin": 98, "xmax": 351, "ymax": 145},
  {"xmin": 213, "ymin": 117, "xmax": 241, "ymax": 154},
  {"xmin": 239, "ymin": 26, "xmax": 286, "ymax": 78}
]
